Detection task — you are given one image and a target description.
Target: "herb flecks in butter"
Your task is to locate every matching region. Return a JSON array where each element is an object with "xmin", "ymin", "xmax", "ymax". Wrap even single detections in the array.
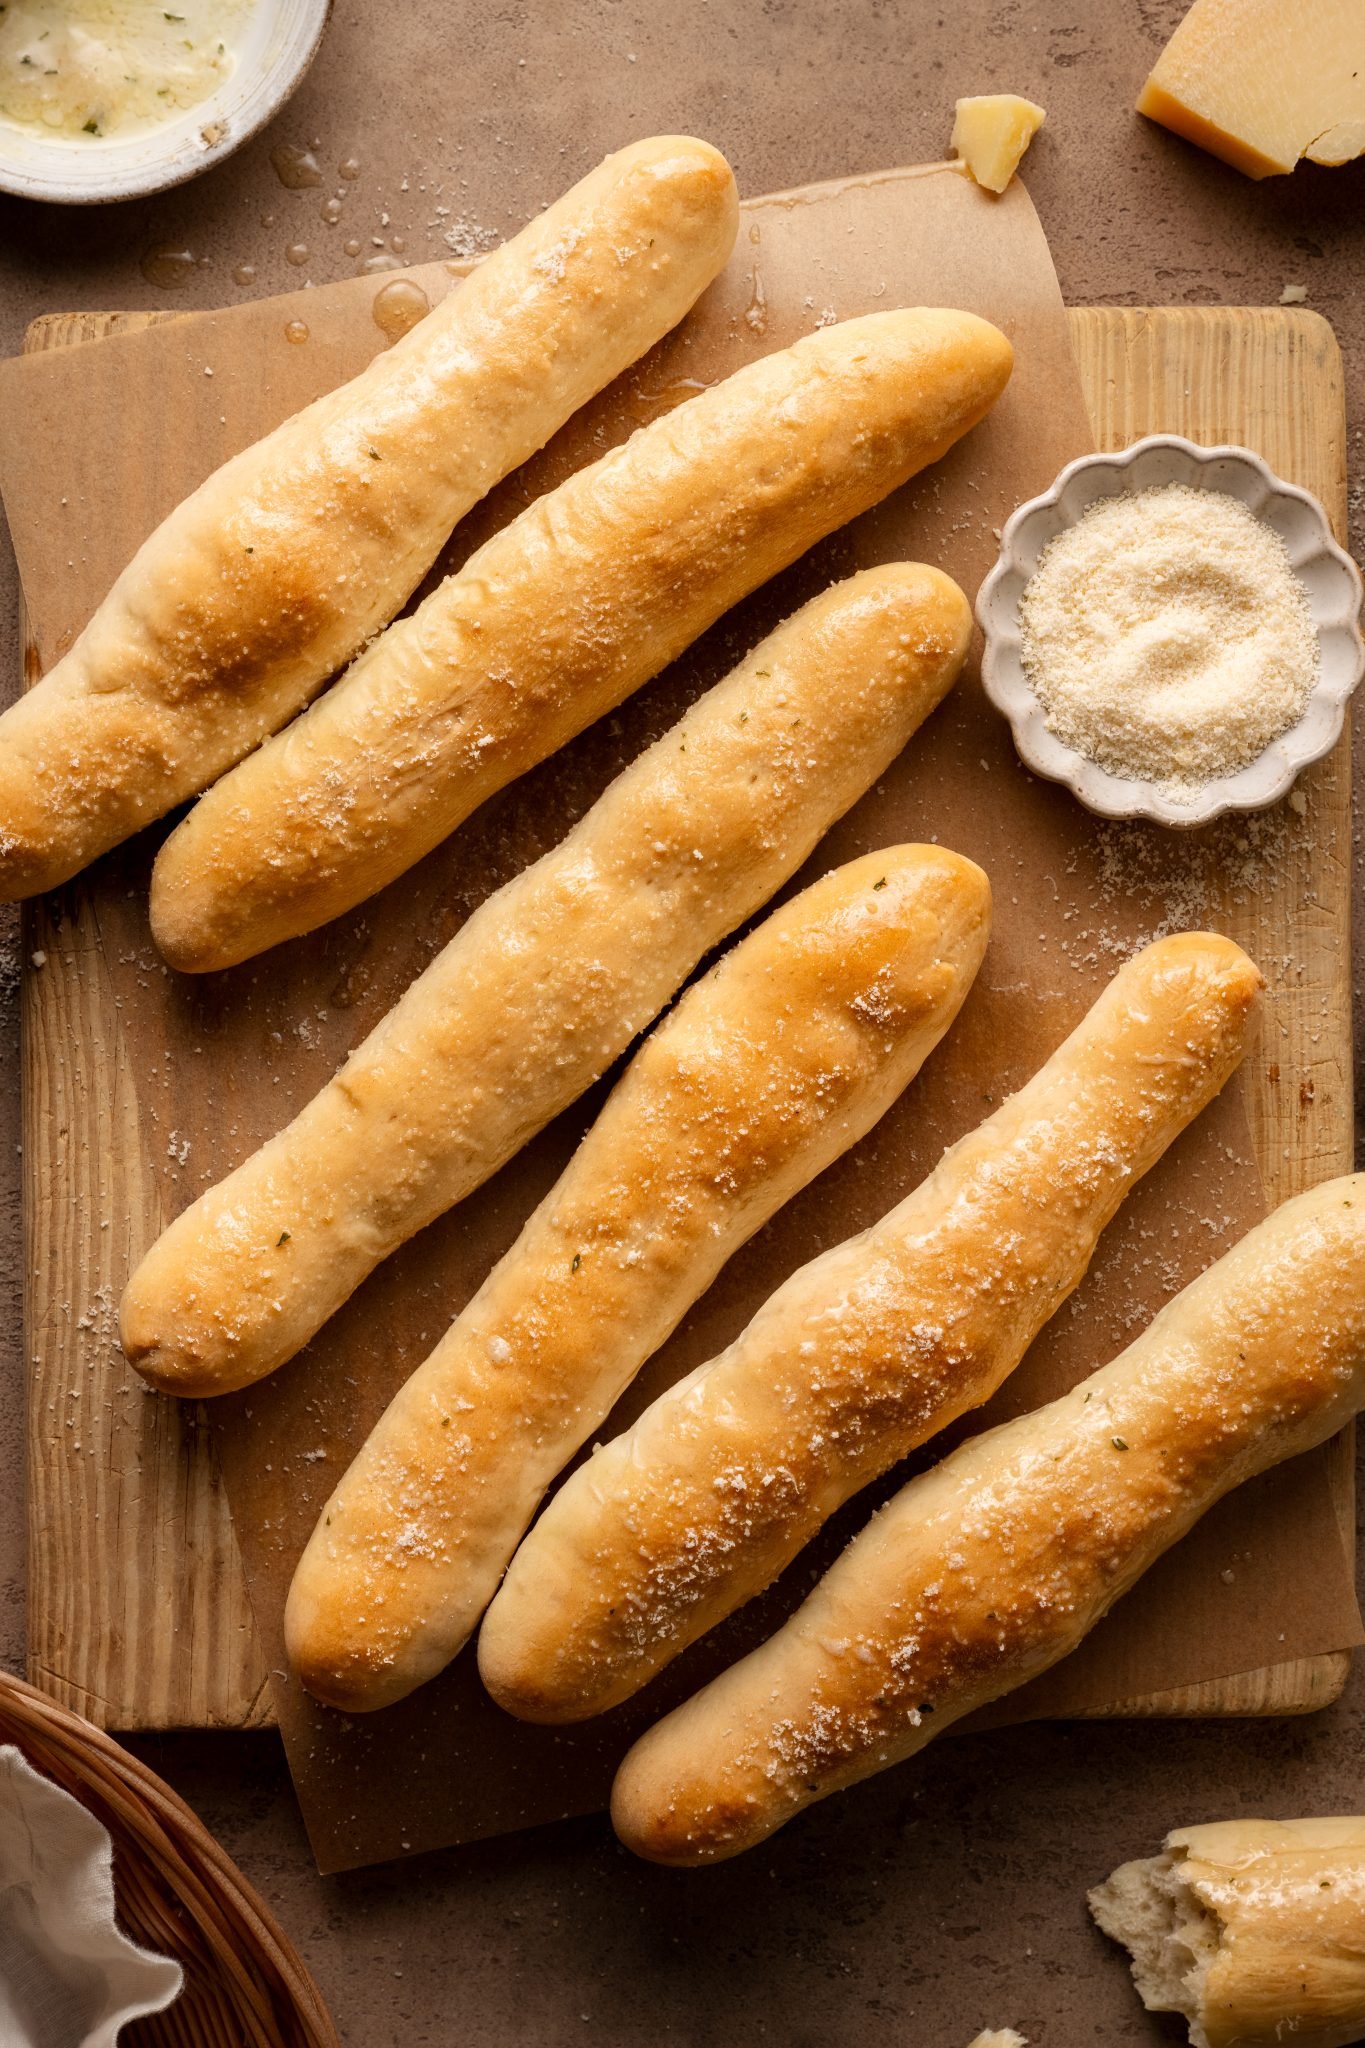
[{"xmin": 0, "ymin": 0, "xmax": 256, "ymax": 141}]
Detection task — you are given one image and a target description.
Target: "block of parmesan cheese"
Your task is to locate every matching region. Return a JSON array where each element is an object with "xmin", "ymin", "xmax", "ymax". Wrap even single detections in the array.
[
  {"xmin": 1138, "ymin": 0, "xmax": 1365, "ymax": 178},
  {"xmin": 950, "ymin": 95, "xmax": 1046, "ymax": 193}
]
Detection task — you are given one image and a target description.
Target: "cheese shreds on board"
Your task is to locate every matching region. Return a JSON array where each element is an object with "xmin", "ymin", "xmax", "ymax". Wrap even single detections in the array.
[
  {"xmin": 951, "ymin": 95, "xmax": 1046, "ymax": 192},
  {"xmin": 1137, "ymin": 0, "xmax": 1365, "ymax": 179}
]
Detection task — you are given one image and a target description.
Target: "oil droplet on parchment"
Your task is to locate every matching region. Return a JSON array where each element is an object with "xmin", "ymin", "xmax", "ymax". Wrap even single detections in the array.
[
  {"xmin": 629, "ymin": 376, "xmax": 712, "ymax": 425},
  {"xmin": 140, "ymin": 245, "xmax": 197, "ymax": 289},
  {"xmin": 233, "ymin": 262, "xmax": 257, "ymax": 287},
  {"xmin": 360, "ymin": 249, "xmax": 405, "ymax": 275},
  {"xmin": 320, "ymin": 195, "xmax": 344, "ymax": 226},
  {"xmin": 371, "ymin": 277, "xmax": 431, "ymax": 340},
  {"xmin": 338, "ymin": 154, "xmax": 362, "ymax": 180},
  {"xmin": 285, "ymin": 242, "xmax": 310, "ymax": 267},
  {"xmin": 284, "ymin": 319, "xmax": 310, "ymax": 344},
  {"xmin": 271, "ymin": 143, "xmax": 323, "ymax": 189}
]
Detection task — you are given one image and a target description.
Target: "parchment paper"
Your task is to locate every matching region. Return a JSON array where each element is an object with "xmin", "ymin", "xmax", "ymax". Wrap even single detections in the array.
[{"xmin": 0, "ymin": 165, "xmax": 1357, "ymax": 1874}]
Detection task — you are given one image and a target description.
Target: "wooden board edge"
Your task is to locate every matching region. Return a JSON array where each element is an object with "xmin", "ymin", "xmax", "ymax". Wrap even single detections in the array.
[
  {"xmin": 23, "ymin": 308, "xmax": 189, "ymax": 347},
  {"xmin": 1086, "ymin": 1651, "xmax": 1353, "ymax": 1723}
]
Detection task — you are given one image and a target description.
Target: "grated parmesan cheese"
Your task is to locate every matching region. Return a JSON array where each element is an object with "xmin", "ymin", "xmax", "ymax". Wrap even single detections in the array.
[{"xmin": 1018, "ymin": 482, "xmax": 1318, "ymax": 793}]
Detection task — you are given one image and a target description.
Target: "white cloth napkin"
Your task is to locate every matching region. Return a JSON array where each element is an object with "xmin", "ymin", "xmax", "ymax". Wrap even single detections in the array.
[{"xmin": 0, "ymin": 1743, "xmax": 183, "ymax": 2047}]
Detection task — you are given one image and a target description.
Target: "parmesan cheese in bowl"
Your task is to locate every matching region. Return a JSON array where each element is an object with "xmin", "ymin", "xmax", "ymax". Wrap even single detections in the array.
[{"xmin": 978, "ymin": 436, "xmax": 1364, "ymax": 828}]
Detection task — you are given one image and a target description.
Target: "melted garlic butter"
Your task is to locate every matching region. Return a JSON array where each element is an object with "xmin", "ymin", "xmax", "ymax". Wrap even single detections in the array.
[{"xmin": 0, "ymin": 0, "xmax": 257, "ymax": 139}]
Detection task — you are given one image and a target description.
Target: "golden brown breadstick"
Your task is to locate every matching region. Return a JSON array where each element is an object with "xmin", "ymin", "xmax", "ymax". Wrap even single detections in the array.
[
  {"xmin": 285, "ymin": 844, "xmax": 991, "ymax": 1712},
  {"xmin": 121, "ymin": 564, "xmax": 970, "ymax": 1398},
  {"xmin": 0, "ymin": 138, "xmax": 739, "ymax": 900},
  {"xmin": 479, "ymin": 933, "xmax": 1261, "ymax": 1723},
  {"xmin": 1092, "ymin": 1818, "xmax": 1365, "ymax": 2048},
  {"xmin": 609, "ymin": 1175, "xmax": 1365, "ymax": 1865},
  {"xmin": 150, "ymin": 307, "xmax": 1013, "ymax": 970}
]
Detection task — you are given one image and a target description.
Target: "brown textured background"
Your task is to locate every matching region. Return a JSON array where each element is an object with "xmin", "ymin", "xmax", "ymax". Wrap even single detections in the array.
[{"xmin": 0, "ymin": 1, "xmax": 1362, "ymax": 2039}]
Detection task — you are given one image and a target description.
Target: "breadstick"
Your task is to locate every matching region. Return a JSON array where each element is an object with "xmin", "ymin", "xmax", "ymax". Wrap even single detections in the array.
[
  {"xmin": 0, "ymin": 138, "xmax": 738, "ymax": 900},
  {"xmin": 120, "ymin": 563, "xmax": 971, "ymax": 1398},
  {"xmin": 479, "ymin": 933, "xmax": 1261, "ymax": 1723},
  {"xmin": 286, "ymin": 845, "xmax": 992, "ymax": 1712},
  {"xmin": 1092, "ymin": 1817, "xmax": 1365, "ymax": 2048},
  {"xmin": 149, "ymin": 307, "xmax": 1013, "ymax": 971},
  {"xmin": 609, "ymin": 1174, "xmax": 1365, "ymax": 1865}
]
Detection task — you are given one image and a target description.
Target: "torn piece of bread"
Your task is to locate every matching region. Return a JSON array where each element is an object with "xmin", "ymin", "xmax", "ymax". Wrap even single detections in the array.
[
  {"xmin": 0, "ymin": 137, "xmax": 739, "ymax": 898},
  {"xmin": 1091, "ymin": 1818, "xmax": 1365, "ymax": 2048},
  {"xmin": 951, "ymin": 96, "xmax": 1046, "ymax": 192}
]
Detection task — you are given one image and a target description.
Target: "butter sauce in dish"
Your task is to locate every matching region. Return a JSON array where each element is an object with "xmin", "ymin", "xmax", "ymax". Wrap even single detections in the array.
[{"xmin": 0, "ymin": 0, "xmax": 257, "ymax": 141}]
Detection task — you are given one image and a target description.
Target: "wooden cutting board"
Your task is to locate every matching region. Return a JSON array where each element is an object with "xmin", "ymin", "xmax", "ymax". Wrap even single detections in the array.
[{"xmin": 19, "ymin": 303, "xmax": 1354, "ymax": 1732}]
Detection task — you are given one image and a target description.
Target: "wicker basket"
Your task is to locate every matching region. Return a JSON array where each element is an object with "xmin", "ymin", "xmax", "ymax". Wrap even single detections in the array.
[{"xmin": 0, "ymin": 1671, "xmax": 338, "ymax": 2048}]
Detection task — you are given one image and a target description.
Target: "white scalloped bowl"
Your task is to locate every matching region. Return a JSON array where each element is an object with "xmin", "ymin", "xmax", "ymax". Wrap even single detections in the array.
[
  {"xmin": 977, "ymin": 435, "xmax": 1365, "ymax": 828},
  {"xmin": 0, "ymin": 0, "xmax": 331, "ymax": 205}
]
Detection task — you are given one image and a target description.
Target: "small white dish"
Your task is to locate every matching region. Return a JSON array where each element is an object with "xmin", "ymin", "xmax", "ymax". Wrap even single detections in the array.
[
  {"xmin": 0, "ymin": 0, "xmax": 331, "ymax": 206},
  {"xmin": 977, "ymin": 434, "xmax": 1365, "ymax": 828}
]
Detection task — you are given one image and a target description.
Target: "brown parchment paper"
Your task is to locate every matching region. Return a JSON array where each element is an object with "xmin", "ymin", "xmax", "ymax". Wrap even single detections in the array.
[{"xmin": 0, "ymin": 165, "xmax": 1357, "ymax": 1874}]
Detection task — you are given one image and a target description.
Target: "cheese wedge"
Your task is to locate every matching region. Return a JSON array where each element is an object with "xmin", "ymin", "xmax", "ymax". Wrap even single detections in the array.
[
  {"xmin": 950, "ymin": 95, "xmax": 1046, "ymax": 193},
  {"xmin": 1137, "ymin": 0, "xmax": 1365, "ymax": 178}
]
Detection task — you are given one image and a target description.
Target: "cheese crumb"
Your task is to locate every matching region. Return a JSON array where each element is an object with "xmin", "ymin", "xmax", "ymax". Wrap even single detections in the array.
[
  {"xmin": 1018, "ymin": 482, "xmax": 1318, "ymax": 792},
  {"xmin": 950, "ymin": 95, "xmax": 1046, "ymax": 194}
]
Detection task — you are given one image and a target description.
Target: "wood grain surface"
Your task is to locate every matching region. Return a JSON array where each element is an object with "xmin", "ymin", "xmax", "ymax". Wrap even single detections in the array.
[
  {"xmin": 20, "ymin": 309, "xmax": 271, "ymax": 1731},
  {"xmin": 20, "ymin": 304, "xmax": 1354, "ymax": 1730},
  {"xmin": 1071, "ymin": 307, "xmax": 1356, "ymax": 1721}
]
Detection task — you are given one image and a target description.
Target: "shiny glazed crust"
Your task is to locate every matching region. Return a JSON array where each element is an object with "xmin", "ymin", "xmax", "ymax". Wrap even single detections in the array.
[
  {"xmin": 610, "ymin": 1175, "xmax": 1365, "ymax": 1865},
  {"xmin": 119, "ymin": 564, "xmax": 972, "ymax": 1398},
  {"xmin": 285, "ymin": 845, "xmax": 992, "ymax": 1712},
  {"xmin": 0, "ymin": 139, "xmax": 739, "ymax": 901},
  {"xmin": 479, "ymin": 933, "xmax": 1262, "ymax": 1723},
  {"xmin": 149, "ymin": 307, "xmax": 1013, "ymax": 970}
]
